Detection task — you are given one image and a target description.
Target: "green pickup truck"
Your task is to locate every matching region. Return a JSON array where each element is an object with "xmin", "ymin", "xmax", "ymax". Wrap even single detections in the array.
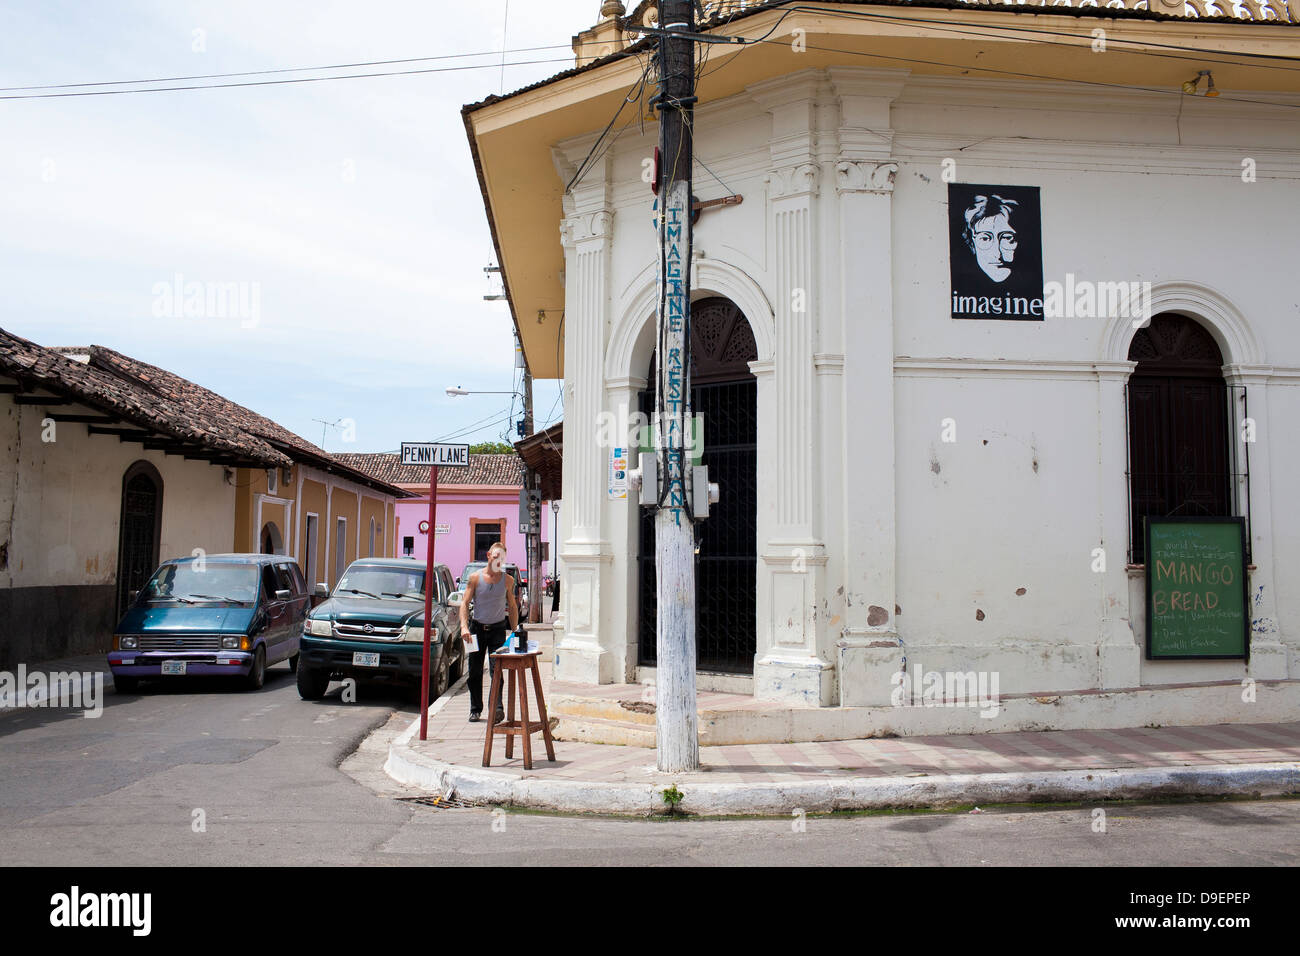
[{"xmin": 297, "ymin": 558, "xmax": 463, "ymax": 702}]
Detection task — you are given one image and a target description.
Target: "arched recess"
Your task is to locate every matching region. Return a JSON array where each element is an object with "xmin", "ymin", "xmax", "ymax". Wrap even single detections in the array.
[
  {"xmin": 117, "ymin": 461, "xmax": 163, "ymax": 617},
  {"xmin": 260, "ymin": 521, "xmax": 284, "ymax": 555},
  {"xmin": 636, "ymin": 296, "xmax": 759, "ymax": 674},
  {"xmin": 1101, "ymin": 280, "xmax": 1264, "ymax": 367},
  {"xmin": 605, "ymin": 257, "xmax": 775, "ymax": 383},
  {"xmin": 1126, "ymin": 314, "xmax": 1234, "ymax": 563}
]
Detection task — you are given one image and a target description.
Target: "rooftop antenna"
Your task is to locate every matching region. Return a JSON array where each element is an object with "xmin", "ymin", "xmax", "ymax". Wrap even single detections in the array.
[{"xmin": 313, "ymin": 417, "xmax": 343, "ymax": 448}]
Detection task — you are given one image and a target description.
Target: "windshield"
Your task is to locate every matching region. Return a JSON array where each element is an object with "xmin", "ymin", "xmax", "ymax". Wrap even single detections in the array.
[
  {"xmin": 142, "ymin": 563, "xmax": 259, "ymax": 604},
  {"xmin": 335, "ymin": 565, "xmax": 426, "ymax": 600}
]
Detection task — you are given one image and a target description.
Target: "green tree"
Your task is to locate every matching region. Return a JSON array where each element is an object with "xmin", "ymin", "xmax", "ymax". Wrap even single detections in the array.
[{"xmin": 469, "ymin": 441, "xmax": 516, "ymax": 455}]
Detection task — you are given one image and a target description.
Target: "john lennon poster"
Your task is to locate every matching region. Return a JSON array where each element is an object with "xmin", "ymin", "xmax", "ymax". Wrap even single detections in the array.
[{"xmin": 948, "ymin": 183, "xmax": 1044, "ymax": 320}]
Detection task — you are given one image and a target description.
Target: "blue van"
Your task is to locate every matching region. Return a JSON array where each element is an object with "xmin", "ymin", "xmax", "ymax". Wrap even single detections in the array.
[{"xmin": 108, "ymin": 553, "xmax": 309, "ymax": 693}]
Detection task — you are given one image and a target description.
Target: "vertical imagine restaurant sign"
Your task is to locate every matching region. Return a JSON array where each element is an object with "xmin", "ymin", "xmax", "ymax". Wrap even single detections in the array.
[{"xmin": 949, "ymin": 183, "xmax": 1044, "ymax": 321}]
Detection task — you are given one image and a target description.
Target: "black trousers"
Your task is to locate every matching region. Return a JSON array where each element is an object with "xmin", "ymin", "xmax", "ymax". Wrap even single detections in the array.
[{"xmin": 467, "ymin": 620, "xmax": 509, "ymax": 712}]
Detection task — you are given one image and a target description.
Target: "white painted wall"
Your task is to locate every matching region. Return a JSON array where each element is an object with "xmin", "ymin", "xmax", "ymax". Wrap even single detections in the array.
[
  {"xmin": 0, "ymin": 399, "xmax": 235, "ymax": 591},
  {"xmin": 551, "ymin": 66, "xmax": 1300, "ymax": 713}
]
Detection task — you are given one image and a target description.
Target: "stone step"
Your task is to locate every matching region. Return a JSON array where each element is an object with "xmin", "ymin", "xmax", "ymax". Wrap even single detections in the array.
[
  {"xmin": 550, "ymin": 714, "xmax": 655, "ymax": 748},
  {"xmin": 549, "ymin": 693, "xmax": 657, "ymax": 726}
]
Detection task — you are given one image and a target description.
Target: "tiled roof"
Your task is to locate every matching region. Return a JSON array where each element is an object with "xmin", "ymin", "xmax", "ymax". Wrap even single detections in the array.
[
  {"xmin": 1, "ymin": 327, "xmax": 407, "ymax": 496},
  {"xmin": 58, "ymin": 344, "xmax": 330, "ymax": 461},
  {"xmin": 2, "ymin": 328, "xmax": 287, "ymax": 467},
  {"xmin": 334, "ymin": 452, "xmax": 527, "ymax": 488}
]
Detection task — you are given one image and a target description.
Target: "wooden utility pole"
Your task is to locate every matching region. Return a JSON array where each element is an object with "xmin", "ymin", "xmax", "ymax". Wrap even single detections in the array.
[
  {"xmin": 652, "ymin": 0, "xmax": 699, "ymax": 772},
  {"xmin": 522, "ymin": 362, "xmax": 542, "ymax": 624}
]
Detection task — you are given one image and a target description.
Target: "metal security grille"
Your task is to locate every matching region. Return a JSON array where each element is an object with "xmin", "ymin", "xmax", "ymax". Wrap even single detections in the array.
[
  {"xmin": 638, "ymin": 378, "xmax": 757, "ymax": 674},
  {"xmin": 118, "ymin": 471, "xmax": 159, "ymax": 617},
  {"xmin": 135, "ymin": 635, "xmax": 223, "ymax": 651},
  {"xmin": 1124, "ymin": 314, "xmax": 1249, "ymax": 564}
]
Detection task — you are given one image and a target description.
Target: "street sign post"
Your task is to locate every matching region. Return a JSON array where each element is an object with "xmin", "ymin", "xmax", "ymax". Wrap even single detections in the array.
[{"xmin": 403, "ymin": 442, "xmax": 470, "ymax": 741}]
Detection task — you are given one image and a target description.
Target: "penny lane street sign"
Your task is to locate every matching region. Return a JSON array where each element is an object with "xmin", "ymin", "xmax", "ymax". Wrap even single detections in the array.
[
  {"xmin": 401, "ymin": 441, "xmax": 470, "ymax": 741},
  {"xmin": 400, "ymin": 442, "xmax": 470, "ymax": 467}
]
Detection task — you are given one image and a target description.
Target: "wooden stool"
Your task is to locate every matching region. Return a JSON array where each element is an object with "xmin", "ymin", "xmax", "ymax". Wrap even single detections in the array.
[{"xmin": 482, "ymin": 650, "xmax": 556, "ymax": 770}]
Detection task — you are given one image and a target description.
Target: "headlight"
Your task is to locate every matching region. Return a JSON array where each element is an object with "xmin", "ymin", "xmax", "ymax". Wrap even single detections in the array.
[
  {"xmin": 404, "ymin": 624, "xmax": 432, "ymax": 643},
  {"xmin": 118, "ymin": 635, "xmax": 138, "ymax": 650},
  {"xmin": 307, "ymin": 619, "xmax": 333, "ymax": 636},
  {"xmin": 220, "ymin": 635, "xmax": 240, "ymax": 649}
]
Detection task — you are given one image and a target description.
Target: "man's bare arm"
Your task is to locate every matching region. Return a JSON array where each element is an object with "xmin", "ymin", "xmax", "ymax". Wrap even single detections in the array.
[
  {"xmin": 505, "ymin": 575, "xmax": 519, "ymax": 632},
  {"xmin": 460, "ymin": 571, "xmax": 477, "ymax": 636}
]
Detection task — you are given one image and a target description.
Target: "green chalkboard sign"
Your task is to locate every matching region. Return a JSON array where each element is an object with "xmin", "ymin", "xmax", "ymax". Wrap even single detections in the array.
[{"xmin": 1145, "ymin": 517, "xmax": 1249, "ymax": 660}]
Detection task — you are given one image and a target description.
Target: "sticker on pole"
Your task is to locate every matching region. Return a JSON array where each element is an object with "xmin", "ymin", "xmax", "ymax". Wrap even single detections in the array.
[{"xmin": 400, "ymin": 443, "xmax": 470, "ymax": 467}]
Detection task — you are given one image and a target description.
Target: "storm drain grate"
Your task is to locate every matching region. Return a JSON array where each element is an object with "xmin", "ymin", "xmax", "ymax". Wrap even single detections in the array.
[{"xmin": 398, "ymin": 793, "xmax": 483, "ymax": 811}]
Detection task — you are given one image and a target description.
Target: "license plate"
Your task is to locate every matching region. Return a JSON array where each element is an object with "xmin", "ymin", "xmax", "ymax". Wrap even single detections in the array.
[
  {"xmin": 352, "ymin": 652, "xmax": 380, "ymax": 667},
  {"xmin": 161, "ymin": 661, "xmax": 187, "ymax": 675}
]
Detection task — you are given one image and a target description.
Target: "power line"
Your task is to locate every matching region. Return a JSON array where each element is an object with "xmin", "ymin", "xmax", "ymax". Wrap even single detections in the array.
[
  {"xmin": 565, "ymin": 51, "xmax": 655, "ymax": 192},
  {"xmin": 0, "ymin": 44, "xmax": 580, "ymax": 94},
  {"xmin": 499, "ymin": 0, "xmax": 512, "ymax": 94},
  {"xmin": 0, "ymin": 36, "xmax": 662, "ymax": 95},
  {"xmin": 434, "ymin": 411, "xmax": 515, "ymax": 444},
  {"xmin": 0, "ymin": 56, "xmax": 575, "ymax": 101}
]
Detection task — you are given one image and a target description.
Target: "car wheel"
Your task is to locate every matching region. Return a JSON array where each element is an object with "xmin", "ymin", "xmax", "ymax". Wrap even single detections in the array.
[
  {"xmin": 288, "ymin": 652, "xmax": 300, "ymax": 674},
  {"xmin": 245, "ymin": 646, "xmax": 266, "ymax": 690},
  {"xmin": 296, "ymin": 664, "xmax": 328, "ymax": 700},
  {"xmin": 448, "ymin": 647, "xmax": 463, "ymax": 683},
  {"xmin": 433, "ymin": 655, "xmax": 450, "ymax": 700},
  {"xmin": 114, "ymin": 675, "xmax": 139, "ymax": 694}
]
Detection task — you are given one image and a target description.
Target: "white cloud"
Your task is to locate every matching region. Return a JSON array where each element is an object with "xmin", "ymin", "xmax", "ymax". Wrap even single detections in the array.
[{"xmin": 0, "ymin": 0, "xmax": 593, "ymax": 449}]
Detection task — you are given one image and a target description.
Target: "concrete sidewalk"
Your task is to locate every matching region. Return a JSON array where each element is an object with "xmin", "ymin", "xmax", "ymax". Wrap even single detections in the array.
[{"xmin": 385, "ymin": 660, "xmax": 1300, "ymax": 815}]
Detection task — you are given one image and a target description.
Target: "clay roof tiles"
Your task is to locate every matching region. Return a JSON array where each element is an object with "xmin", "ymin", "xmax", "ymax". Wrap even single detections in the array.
[
  {"xmin": 333, "ymin": 452, "xmax": 527, "ymax": 488},
  {"xmin": 0, "ymin": 327, "xmax": 407, "ymax": 497}
]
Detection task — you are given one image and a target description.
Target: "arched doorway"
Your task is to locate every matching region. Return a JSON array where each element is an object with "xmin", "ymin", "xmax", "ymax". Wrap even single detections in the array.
[
  {"xmin": 261, "ymin": 522, "xmax": 284, "ymax": 555},
  {"xmin": 1126, "ymin": 313, "xmax": 1233, "ymax": 563},
  {"xmin": 117, "ymin": 461, "xmax": 163, "ymax": 617},
  {"xmin": 638, "ymin": 296, "xmax": 758, "ymax": 674}
]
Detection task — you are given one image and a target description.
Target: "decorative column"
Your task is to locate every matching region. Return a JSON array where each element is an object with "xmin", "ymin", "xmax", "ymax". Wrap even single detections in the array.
[
  {"xmin": 1096, "ymin": 362, "xmax": 1142, "ymax": 689},
  {"xmin": 827, "ymin": 67, "xmax": 907, "ymax": 706},
  {"xmin": 553, "ymin": 156, "xmax": 618, "ymax": 684},
  {"xmin": 604, "ymin": 374, "xmax": 647, "ymax": 682},
  {"xmin": 749, "ymin": 72, "xmax": 833, "ymax": 705},
  {"xmin": 1225, "ymin": 365, "xmax": 1286, "ymax": 679}
]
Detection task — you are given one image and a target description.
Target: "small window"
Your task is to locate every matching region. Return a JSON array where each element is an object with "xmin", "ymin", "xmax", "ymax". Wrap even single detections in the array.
[
  {"xmin": 472, "ymin": 522, "xmax": 500, "ymax": 561},
  {"xmin": 403, "ymin": 536, "xmax": 415, "ymax": 557},
  {"xmin": 273, "ymin": 563, "xmax": 295, "ymax": 593},
  {"xmin": 261, "ymin": 565, "xmax": 280, "ymax": 600},
  {"xmin": 267, "ymin": 469, "xmax": 278, "ymax": 495}
]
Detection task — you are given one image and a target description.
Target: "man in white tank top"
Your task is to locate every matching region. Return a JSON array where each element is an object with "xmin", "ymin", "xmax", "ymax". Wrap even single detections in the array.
[{"xmin": 460, "ymin": 542, "xmax": 519, "ymax": 722}]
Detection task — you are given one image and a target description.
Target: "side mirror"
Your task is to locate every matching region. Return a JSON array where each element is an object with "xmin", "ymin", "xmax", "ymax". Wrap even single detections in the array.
[
  {"xmin": 448, "ymin": 591, "xmax": 464, "ymax": 607},
  {"xmin": 275, "ymin": 589, "xmax": 291, "ymax": 601},
  {"xmin": 313, "ymin": 583, "xmax": 329, "ymax": 599}
]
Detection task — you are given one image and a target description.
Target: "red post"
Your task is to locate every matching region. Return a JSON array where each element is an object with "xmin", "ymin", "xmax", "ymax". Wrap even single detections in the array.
[{"xmin": 419, "ymin": 463, "xmax": 439, "ymax": 741}]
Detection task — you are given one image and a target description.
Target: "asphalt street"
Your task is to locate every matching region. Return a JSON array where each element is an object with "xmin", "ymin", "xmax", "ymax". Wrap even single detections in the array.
[{"xmin": 1, "ymin": 667, "xmax": 1297, "ymax": 867}]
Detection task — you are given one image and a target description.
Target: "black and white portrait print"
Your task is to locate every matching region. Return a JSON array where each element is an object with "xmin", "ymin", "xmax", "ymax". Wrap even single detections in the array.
[{"xmin": 948, "ymin": 183, "xmax": 1044, "ymax": 321}]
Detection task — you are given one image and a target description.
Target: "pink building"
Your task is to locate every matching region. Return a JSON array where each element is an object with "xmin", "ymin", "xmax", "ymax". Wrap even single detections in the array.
[{"xmin": 334, "ymin": 453, "xmax": 553, "ymax": 588}]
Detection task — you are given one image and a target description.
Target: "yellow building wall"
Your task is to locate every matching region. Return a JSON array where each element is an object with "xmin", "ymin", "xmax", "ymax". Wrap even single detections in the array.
[
  {"xmin": 359, "ymin": 495, "xmax": 389, "ymax": 558},
  {"xmin": 330, "ymin": 487, "xmax": 358, "ymax": 583},
  {"xmin": 299, "ymin": 477, "xmax": 328, "ymax": 587},
  {"xmin": 233, "ymin": 464, "xmax": 396, "ymax": 583}
]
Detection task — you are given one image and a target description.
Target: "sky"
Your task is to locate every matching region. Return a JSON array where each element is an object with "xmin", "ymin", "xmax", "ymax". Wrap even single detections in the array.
[{"xmin": 0, "ymin": 0, "xmax": 599, "ymax": 453}]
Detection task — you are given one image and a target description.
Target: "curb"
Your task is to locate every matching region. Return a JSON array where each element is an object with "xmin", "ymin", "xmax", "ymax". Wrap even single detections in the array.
[{"xmin": 384, "ymin": 725, "xmax": 1300, "ymax": 815}]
